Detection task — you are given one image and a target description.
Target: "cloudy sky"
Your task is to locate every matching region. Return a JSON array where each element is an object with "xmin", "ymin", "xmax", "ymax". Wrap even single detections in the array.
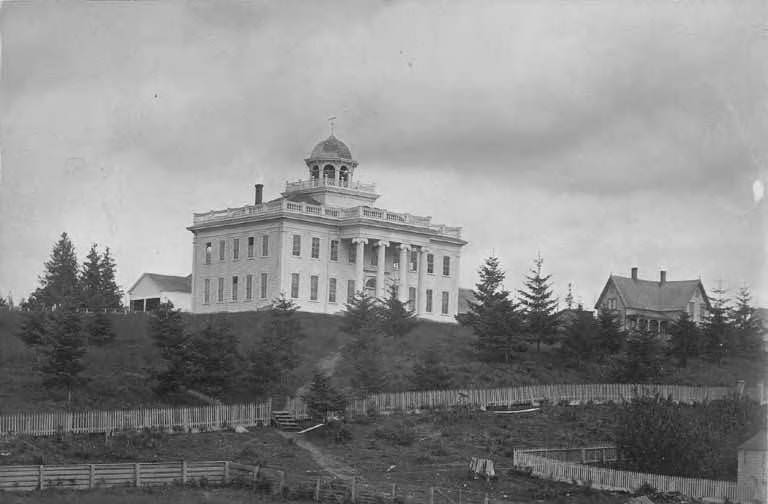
[{"xmin": 1, "ymin": 0, "xmax": 766, "ymax": 308}]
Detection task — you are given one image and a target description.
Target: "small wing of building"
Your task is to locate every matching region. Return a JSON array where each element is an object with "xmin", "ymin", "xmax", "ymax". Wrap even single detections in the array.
[
  {"xmin": 594, "ymin": 267, "xmax": 709, "ymax": 335},
  {"xmin": 127, "ymin": 273, "xmax": 192, "ymax": 312}
]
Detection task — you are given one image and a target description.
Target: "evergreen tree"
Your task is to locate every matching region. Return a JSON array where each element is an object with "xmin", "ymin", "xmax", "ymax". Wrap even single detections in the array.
[
  {"xmin": 731, "ymin": 286, "xmax": 760, "ymax": 356},
  {"xmin": 594, "ymin": 307, "xmax": 624, "ymax": 359},
  {"xmin": 457, "ymin": 256, "xmax": 523, "ymax": 362},
  {"xmin": 340, "ymin": 291, "xmax": 382, "ymax": 336},
  {"xmin": 340, "ymin": 292, "xmax": 388, "ymax": 395},
  {"xmin": 99, "ymin": 247, "xmax": 123, "ymax": 310},
  {"xmin": 41, "ymin": 308, "xmax": 87, "ymax": 404},
  {"xmin": 379, "ymin": 284, "xmax": 418, "ymax": 339},
  {"xmin": 564, "ymin": 283, "xmax": 574, "ymax": 310},
  {"xmin": 703, "ymin": 286, "xmax": 730, "ymax": 366},
  {"xmin": 559, "ymin": 311, "xmax": 597, "ymax": 367},
  {"xmin": 186, "ymin": 317, "xmax": 243, "ymax": 397},
  {"xmin": 668, "ymin": 312, "xmax": 699, "ymax": 368},
  {"xmin": 84, "ymin": 312, "xmax": 116, "ymax": 346},
  {"xmin": 34, "ymin": 232, "xmax": 80, "ymax": 309},
  {"xmin": 0, "ymin": 296, "xmax": 7, "ymax": 310},
  {"xmin": 79, "ymin": 243, "xmax": 103, "ymax": 311},
  {"xmin": 617, "ymin": 327, "xmax": 662, "ymax": 382},
  {"xmin": 149, "ymin": 301, "xmax": 191, "ymax": 394},
  {"xmin": 17, "ymin": 310, "xmax": 50, "ymax": 351},
  {"xmin": 411, "ymin": 350, "xmax": 452, "ymax": 390},
  {"xmin": 302, "ymin": 372, "xmax": 347, "ymax": 421},
  {"xmin": 518, "ymin": 254, "xmax": 559, "ymax": 352}
]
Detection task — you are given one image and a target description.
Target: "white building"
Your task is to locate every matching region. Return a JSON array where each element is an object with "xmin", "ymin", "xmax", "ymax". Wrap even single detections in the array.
[
  {"xmin": 187, "ymin": 133, "xmax": 467, "ymax": 322},
  {"xmin": 128, "ymin": 273, "xmax": 192, "ymax": 312}
]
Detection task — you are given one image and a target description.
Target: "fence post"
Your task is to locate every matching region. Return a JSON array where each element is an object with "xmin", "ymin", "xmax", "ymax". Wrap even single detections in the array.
[
  {"xmin": 351, "ymin": 476, "xmax": 357, "ymax": 503},
  {"xmin": 279, "ymin": 470, "xmax": 286, "ymax": 496},
  {"xmin": 391, "ymin": 483, "xmax": 397, "ymax": 499},
  {"xmin": 429, "ymin": 487, "xmax": 435, "ymax": 504},
  {"xmin": 581, "ymin": 448, "xmax": 586, "ymax": 464},
  {"xmin": 135, "ymin": 463, "xmax": 141, "ymax": 487},
  {"xmin": 38, "ymin": 465, "xmax": 44, "ymax": 490},
  {"xmin": 182, "ymin": 460, "xmax": 188, "ymax": 484},
  {"xmin": 89, "ymin": 464, "xmax": 95, "ymax": 488},
  {"xmin": 224, "ymin": 461, "xmax": 230, "ymax": 485},
  {"xmin": 315, "ymin": 478, "xmax": 321, "ymax": 502},
  {"xmin": 484, "ymin": 493, "xmax": 489, "ymax": 504}
]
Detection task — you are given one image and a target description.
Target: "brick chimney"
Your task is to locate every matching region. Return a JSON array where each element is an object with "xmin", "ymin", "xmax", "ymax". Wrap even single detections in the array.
[
  {"xmin": 660, "ymin": 270, "xmax": 667, "ymax": 284},
  {"xmin": 254, "ymin": 184, "xmax": 264, "ymax": 205},
  {"xmin": 631, "ymin": 267, "xmax": 638, "ymax": 281}
]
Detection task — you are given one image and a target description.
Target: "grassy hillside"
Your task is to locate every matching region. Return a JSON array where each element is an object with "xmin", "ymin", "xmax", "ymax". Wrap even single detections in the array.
[{"xmin": 0, "ymin": 310, "xmax": 763, "ymax": 413}]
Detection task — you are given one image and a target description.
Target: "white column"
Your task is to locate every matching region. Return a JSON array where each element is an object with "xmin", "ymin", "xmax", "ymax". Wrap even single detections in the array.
[
  {"xmin": 352, "ymin": 238, "xmax": 367, "ymax": 295},
  {"xmin": 417, "ymin": 247, "xmax": 430, "ymax": 315},
  {"xmin": 398, "ymin": 244, "xmax": 410, "ymax": 303},
  {"xmin": 376, "ymin": 240, "xmax": 389, "ymax": 299}
]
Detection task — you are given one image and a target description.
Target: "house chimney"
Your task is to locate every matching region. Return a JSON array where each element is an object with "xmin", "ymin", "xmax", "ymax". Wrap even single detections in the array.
[
  {"xmin": 660, "ymin": 270, "xmax": 667, "ymax": 284},
  {"xmin": 254, "ymin": 184, "xmax": 264, "ymax": 205},
  {"xmin": 631, "ymin": 267, "xmax": 638, "ymax": 281}
]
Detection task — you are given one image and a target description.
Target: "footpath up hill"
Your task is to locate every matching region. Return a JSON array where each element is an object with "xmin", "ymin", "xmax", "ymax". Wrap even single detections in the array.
[{"xmin": 0, "ymin": 310, "xmax": 763, "ymax": 412}]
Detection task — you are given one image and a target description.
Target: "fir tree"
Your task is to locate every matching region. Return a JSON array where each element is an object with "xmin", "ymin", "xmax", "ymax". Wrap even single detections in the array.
[
  {"xmin": 457, "ymin": 256, "xmax": 523, "ymax": 362},
  {"xmin": 302, "ymin": 372, "xmax": 347, "ymax": 421},
  {"xmin": 340, "ymin": 291, "xmax": 382, "ymax": 336},
  {"xmin": 379, "ymin": 284, "xmax": 418, "ymax": 339},
  {"xmin": 186, "ymin": 317, "xmax": 243, "ymax": 397},
  {"xmin": 41, "ymin": 308, "xmax": 87, "ymax": 404},
  {"xmin": 518, "ymin": 254, "xmax": 559, "ymax": 352},
  {"xmin": 99, "ymin": 247, "xmax": 123, "ymax": 310},
  {"xmin": 84, "ymin": 312, "xmax": 116, "ymax": 346},
  {"xmin": 0, "ymin": 297, "xmax": 7, "ymax": 310},
  {"xmin": 559, "ymin": 311, "xmax": 597, "ymax": 367},
  {"xmin": 731, "ymin": 286, "xmax": 760, "ymax": 356},
  {"xmin": 17, "ymin": 310, "xmax": 50, "ymax": 352},
  {"xmin": 149, "ymin": 301, "xmax": 191, "ymax": 394},
  {"xmin": 564, "ymin": 283, "xmax": 574, "ymax": 310},
  {"xmin": 668, "ymin": 312, "xmax": 699, "ymax": 368},
  {"xmin": 34, "ymin": 232, "xmax": 80, "ymax": 309},
  {"xmin": 703, "ymin": 286, "xmax": 729, "ymax": 366},
  {"xmin": 340, "ymin": 292, "xmax": 388, "ymax": 395},
  {"xmin": 79, "ymin": 243, "xmax": 103, "ymax": 311},
  {"xmin": 594, "ymin": 307, "xmax": 624, "ymax": 359},
  {"xmin": 617, "ymin": 327, "xmax": 662, "ymax": 383},
  {"xmin": 411, "ymin": 350, "xmax": 452, "ymax": 390}
]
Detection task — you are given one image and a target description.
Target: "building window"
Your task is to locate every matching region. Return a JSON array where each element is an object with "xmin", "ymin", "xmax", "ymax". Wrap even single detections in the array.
[
  {"xmin": 204, "ymin": 242, "xmax": 212, "ymax": 265},
  {"xmin": 292, "ymin": 235, "xmax": 301, "ymax": 256},
  {"xmin": 699, "ymin": 304, "xmax": 706, "ymax": 320},
  {"xmin": 688, "ymin": 302, "xmax": 695, "ymax": 316},
  {"xmin": 392, "ymin": 285, "xmax": 399, "ymax": 299},
  {"xmin": 329, "ymin": 278, "xmax": 337, "ymax": 303},
  {"xmin": 371, "ymin": 250, "xmax": 378, "ymax": 266},
  {"xmin": 310, "ymin": 275, "xmax": 319, "ymax": 301},
  {"xmin": 607, "ymin": 298, "xmax": 617, "ymax": 310},
  {"xmin": 441, "ymin": 291, "xmax": 449, "ymax": 314},
  {"xmin": 232, "ymin": 276, "xmax": 239, "ymax": 301},
  {"xmin": 260, "ymin": 273, "xmax": 268, "ymax": 299},
  {"xmin": 246, "ymin": 274, "xmax": 253, "ymax": 300},
  {"xmin": 217, "ymin": 277, "xmax": 224, "ymax": 302},
  {"xmin": 233, "ymin": 238, "xmax": 240, "ymax": 260},
  {"xmin": 219, "ymin": 240, "xmax": 225, "ymax": 261},
  {"xmin": 410, "ymin": 250, "xmax": 418, "ymax": 272},
  {"xmin": 427, "ymin": 254, "xmax": 434, "ymax": 274},
  {"xmin": 408, "ymin": 287, "xmax": 416, "ymax": 309},
  {"xmin": 261, "ymin": 235, "xmax": 269, "ymax": 256},
  {"xmin": 330, "ymin": 240, "xmax": 339, "ymax": 261},
  {"xmin": 426, "ymin": 289, "xmax": 433, "ymax": 313},
  {"xmin": 348, "ymin": 243, "xmax": 356, "ymax": 263},
  {"xmin": 347, "ymin": 280, "xmax": 355, "ymax": 303},
  {"xmin": 393, "ymin": 256, "xmax": 399, "ymax": 270},
  {"xmin": 247, "ymin": 237, "xmax": 254, "ymax": 258},
  {"xmin": 291, "ymin": 273, "xmax": 300, "ymax": 299},
  {"xmin": 311, "ymin": 237, "xmax": 320, "ymax": 259},
  {"xmin": 204, "ymin": 279, "xmax": 210, "ymax": 304},
  {"xmin": 443, "ymin": 256, "xmax": 451, "ymax": 276}
]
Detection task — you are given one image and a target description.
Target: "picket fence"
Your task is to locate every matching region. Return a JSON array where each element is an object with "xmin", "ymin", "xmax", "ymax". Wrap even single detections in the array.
[
  {"xmin": 513, "ymin": 448, "xmax": 759, "ymax": 503},
  {"xmin": 0, "ymin": 460, "xmax": 261, "ymax": 492},
  {"xmin": 0, "ymin": 400, "xmax": 272, "ymax": 437},
  {"xmin": 515, "ymin": 445, "xmax": 619, "ymax": 465},
  {"xmin": 285, "ymin": 383, "xmax": 738, "ymax": 418}
]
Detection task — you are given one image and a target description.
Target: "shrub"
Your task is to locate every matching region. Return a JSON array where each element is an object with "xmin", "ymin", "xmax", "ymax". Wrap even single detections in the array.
[{"xmin": 373, "ymin": 420, "xmax": 417, "ymax": 446}]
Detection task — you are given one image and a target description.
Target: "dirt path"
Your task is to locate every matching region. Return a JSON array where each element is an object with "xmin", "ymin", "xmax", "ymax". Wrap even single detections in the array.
[{"xmin": 276, "ymin": 430, "xmax": 357, "ymax": 479}]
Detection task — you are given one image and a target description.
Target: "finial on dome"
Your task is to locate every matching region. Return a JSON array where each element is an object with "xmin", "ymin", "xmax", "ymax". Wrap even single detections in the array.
[{"xmin": 328, "ymin": 115, "xmax": 337, "ymax": 137}]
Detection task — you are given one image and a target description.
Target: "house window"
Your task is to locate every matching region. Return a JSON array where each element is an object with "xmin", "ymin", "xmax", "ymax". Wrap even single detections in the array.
[
  {"xmin": 291, "ymin": 273, "xmax": 300, "ymax": 299},
  {"xmin": 247, "ymin": 237, "xmax": 254, "ymax": 258},
  {"xmin": 410, "ymin": 250, "xmax": 418, "ymax": 272},
  {"xmin": 246, "ymin": 274, "xmax": 253, "ymax": 300},
  {"xmin": 217, "ymin": 277, "xmax": 224, "ymax": 302},
  {"xmin": 260, "ymin": 273, "xmax": 268, "ymax": 299},
  {"xmin": 204, "ymin": 279, "xmax": 210, "ymax": 304},
  {"xmin": 204, "ymin": 242, "xmax": 212, "ymax": 265},
  {"xmin": 261, "ymin": 235, "xmax": 269, "ymax": 256},
  {"xmin": 329, "ymin": 278, "xmax": 337, "ymax": 303},
  {"xmin": 311, "ymin": 237, "xmax": 320, "ymax": 259},
  {"xmin": 699, "ymin": 304, "xmax": 707, "ymax": 320},
  {"xmin": 330, "ymin": 240, "xmax": 339, "ymax": 261},
  {"xmin": 233, "ymin": 238, "xmax": 240, "ymax": 260},
  {"xmin": 426, "ymin": 289, "xmax": 433, "ymax": 313},
  {"xmin": 232, "ymin": 276, "xmax": 238, "ymax": 301},
  {"xmin": 310, "ymin": 275, "xmax": 319, "ymax": 301},
  {"xmin": 371, "ymin": 250, "xmax": 378, "ymax": 266},
  {"xmin": 441, "ymin": 291, "xmax": 449, "ymax": 314},
  {"xmin": 427, "ymin": 254, "xmax": 434, "ymax": 274},
  {"xmin": 219, "ymin": 240, "xmax": 225, "ymax": 261},
  {"xmin": 443, "ymin": 256, "xmax": 451, "ymax": 276},
  {"xmin": 607, "ymin": 298, "xmax": 617, "ymax": 310},
  {"xmin": 409, "ymin": 287, "xmax": 416, "ymax": 309},
  {"xmin": 292, "ymin": 235, "xmax": 301, "ymax": 256},
  {"xmin": 393, "ymin": 256, "xmax": 399, "ymax": 270},
  {"xmin": 348, "ymin": 243, "xmax": 356, "ymax": 263},
  {"xmin": 688, "ymin": 302, "xmax": 695, "ymax": 316},
  {"xmin": 347, "ymin": 280, "xmax": 355, "ymax": 303}
]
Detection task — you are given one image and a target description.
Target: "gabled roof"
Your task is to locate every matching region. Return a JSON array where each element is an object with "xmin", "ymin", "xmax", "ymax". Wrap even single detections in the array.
[
  {"xmin": 738, "ymin": 430, "xmax": 767, "ymax": 451},
  {"xmin": 128, "ymin": 273, "xmax": 192, "ymax": 294},
  {"xmin": 595, "ymin": 275, "xmax": 708, "ymax": 312}
]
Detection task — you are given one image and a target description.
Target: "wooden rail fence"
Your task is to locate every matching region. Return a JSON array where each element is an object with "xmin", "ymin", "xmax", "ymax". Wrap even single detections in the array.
[
  {"xmin": 285, "ymin": 383, "xmax": 746, "ymax": 418},
  {"xmin": 513, "ymin": 447, "xmax": 759, "ymax": 503},
  {"xmin": 0, "ymin": 400, "xmax": 272, "ymax": 437},
  {"xmin": 0, "ymin": 460, "xmax": 263, "ymax": 492}
]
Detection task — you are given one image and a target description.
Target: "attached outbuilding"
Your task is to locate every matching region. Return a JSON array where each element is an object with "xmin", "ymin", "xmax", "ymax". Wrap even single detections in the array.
[{"xmin": 127, "ymin": 273, "xmax": 192, "ymax": 312}]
